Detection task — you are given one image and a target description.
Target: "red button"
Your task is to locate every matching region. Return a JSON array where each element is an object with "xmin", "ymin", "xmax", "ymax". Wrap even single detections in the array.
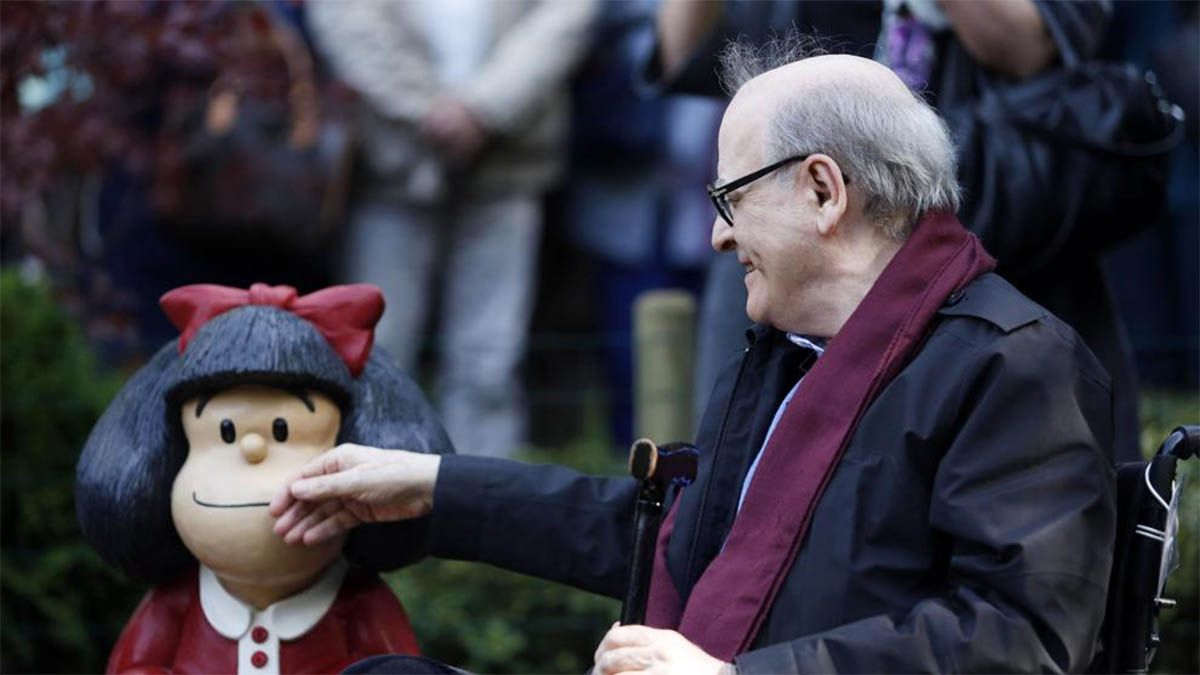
[
  {"xmin": 251, "ymin": 651, "xmax": 268, "ymax": 668},
  {"xmin": 251, "ymin": 626, "xmax": 269, "ymax": 643}
]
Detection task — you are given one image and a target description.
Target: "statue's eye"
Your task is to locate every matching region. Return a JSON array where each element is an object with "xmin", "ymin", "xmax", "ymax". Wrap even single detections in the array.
[
  {"xmin": 273, "ymin": 418, "xmax": 289, "ymax": 443},
  {"xmin": 220, "ymin": 419, "xmax": 236, "ymax": 444}
]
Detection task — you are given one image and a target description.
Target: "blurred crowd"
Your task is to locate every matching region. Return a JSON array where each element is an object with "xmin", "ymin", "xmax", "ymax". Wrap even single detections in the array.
[{"xmin": 1, "ymin": 0, "xmax": 1196, "ymax": 462}]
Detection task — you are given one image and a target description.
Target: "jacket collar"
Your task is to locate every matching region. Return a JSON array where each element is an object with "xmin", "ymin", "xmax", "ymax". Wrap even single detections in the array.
[{"xmin": 199, "ymin": 558, "xmax": 348, "ymax": 641}]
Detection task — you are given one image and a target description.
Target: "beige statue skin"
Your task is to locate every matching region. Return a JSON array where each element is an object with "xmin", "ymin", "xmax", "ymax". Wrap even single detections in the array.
[{"xmin": 171, "ymin": 384, "xmax": 347, "ymax": 610}]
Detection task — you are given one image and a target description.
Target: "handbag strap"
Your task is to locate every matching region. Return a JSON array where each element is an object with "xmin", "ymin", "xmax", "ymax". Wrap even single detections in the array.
[
  {"xmin": 267, "ymin": 9, "xmax": 319, "ymax": 149},
  {"xmin": 205, "ymin": 5, "xmax": 320, "ymax": 149}
]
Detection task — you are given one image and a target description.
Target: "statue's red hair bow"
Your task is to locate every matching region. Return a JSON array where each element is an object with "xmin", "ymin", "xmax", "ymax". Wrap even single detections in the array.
[{"xmin": 160, "ymin": 283, "xmax": 385, "ymax": 376}]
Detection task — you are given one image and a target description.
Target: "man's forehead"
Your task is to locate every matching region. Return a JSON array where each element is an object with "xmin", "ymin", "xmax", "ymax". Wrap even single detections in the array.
[
  {"xmin": 716, "ymin": 54, "xmax": 911, "ymax": 177},
  {"xmin": 717, "ymin": 91, "xmax": 770, "ymax": 178},
  {"xmin": 754, "ymin": 54, "xmax": 899, "ymax": 90}
]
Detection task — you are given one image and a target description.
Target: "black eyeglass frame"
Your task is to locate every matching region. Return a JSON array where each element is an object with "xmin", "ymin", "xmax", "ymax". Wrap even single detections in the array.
[{"xmin": 706, "ymin": 154, "xmax": 848, "ymax": 226}]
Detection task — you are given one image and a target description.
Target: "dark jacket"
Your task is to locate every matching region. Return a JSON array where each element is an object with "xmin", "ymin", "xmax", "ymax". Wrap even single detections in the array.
[{"xmin": 428, "ymin": 273, "xmax": 1116, "ymax": 673}]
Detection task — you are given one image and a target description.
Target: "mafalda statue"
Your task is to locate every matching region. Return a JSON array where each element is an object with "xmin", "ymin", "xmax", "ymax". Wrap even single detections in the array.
[{"xmin": 77, "ymin": 283, "xmax": 451, "ymax": 674}]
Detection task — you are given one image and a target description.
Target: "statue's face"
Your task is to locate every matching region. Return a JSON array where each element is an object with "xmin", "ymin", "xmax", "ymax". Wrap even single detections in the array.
[{"xmin": 172, "ymin": 384, "xmax": 345, "ymax": 594}]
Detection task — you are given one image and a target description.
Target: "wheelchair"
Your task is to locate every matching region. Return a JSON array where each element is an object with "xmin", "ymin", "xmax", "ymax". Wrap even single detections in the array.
[{"xmin": 1091, "ymin": 425, "xmax": 1199, "ymax": 673}]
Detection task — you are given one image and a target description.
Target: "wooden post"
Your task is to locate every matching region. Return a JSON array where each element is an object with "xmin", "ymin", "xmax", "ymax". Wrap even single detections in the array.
[{"xmin": 634, "ymin": 290, "xmax": 696, "ymax": 443}]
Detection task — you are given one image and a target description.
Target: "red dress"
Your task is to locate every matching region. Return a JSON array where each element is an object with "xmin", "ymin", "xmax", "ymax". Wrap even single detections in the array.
[{"xmin": 107, "ymin": 563, "xmax": 419, "ymax": 674}]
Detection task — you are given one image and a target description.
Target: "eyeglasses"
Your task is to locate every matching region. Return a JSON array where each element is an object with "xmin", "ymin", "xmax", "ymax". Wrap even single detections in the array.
[{"xmin": 706, "ymin": 154, "xmax": 848, "ymax": 226}]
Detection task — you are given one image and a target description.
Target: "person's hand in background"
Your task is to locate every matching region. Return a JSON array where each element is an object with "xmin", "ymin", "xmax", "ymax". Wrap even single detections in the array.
[{"xmin": 421, "ymin": 97, "xmax": 487, "ymax": 167}]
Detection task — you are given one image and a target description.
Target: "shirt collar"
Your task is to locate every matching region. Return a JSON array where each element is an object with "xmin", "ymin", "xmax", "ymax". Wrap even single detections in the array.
[
  {"xmin": 786, "ymin": 333, "xmax": 826, "ymax": 355},
  {"xmin": 199, "ymin": 558, "xmax": 348, "ymax": 641},
  {"xmin": 744, "ymin": 325, "xmax": 828, "ymax": 353}
]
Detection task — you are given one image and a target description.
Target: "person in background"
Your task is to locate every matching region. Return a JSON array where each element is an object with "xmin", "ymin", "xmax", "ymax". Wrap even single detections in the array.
[
  {"xmin": 563, "ymin": 0, "xmax": 724, "ymax": 447},
  {"xmin": 307, "ymin": 0, "xmax": 596, "ymax": 459},
  {"xmin": 1099, "ymin": 1, "xmax": 1199, "ymax": 391},
  {"xmin": 653, "ymin": 0, "xmax": 1143, "ymax": 463}
]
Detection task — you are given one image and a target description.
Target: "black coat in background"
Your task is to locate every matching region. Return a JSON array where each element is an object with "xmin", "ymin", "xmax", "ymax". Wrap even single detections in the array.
[{"xmin": 426, "ymin": 273, "xmax": 1116, "ymax": 673}]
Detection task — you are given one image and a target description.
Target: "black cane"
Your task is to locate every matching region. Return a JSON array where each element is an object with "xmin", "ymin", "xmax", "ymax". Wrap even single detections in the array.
[{"xmin": 620, "ymin": 438, "xmax": 699, "ymax": 625}]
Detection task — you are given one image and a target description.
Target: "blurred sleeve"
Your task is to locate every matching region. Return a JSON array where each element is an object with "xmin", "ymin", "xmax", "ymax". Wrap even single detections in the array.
[
  {"xmin": 1034, "ymin": 0, "xmax": 1112, "ymax": 64},
  {"xmin": 305, "ymin": 2, "xmax": 439, "ymax": 124},
  {"xmin": 638, "ymin": 0, "xmax": 788, "ymax": 98},
  {"xmin": 637, "ymin": 21, "xmax": 728, "ymax": 98},
  {"xmin": 457, "ymin": 0, "xmax": 599, "ymax": 134},
  {"xmin": 734, "ymin": 325, "xmax": 1117, "ymax": 673},
  {"xmin": 429, "ymin": 454, "xmax": 637, "ymax": 599}
]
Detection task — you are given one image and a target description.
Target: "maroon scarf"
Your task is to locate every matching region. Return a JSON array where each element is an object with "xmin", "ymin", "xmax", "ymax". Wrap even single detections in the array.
[{"xmin": 644, "ymin": 211, "xmax": 996, "ymax": 659}]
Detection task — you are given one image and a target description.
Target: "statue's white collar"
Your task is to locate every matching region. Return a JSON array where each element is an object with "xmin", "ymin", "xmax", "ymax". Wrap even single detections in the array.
[{"xmin": 199, "ymin": 558, "xmax": 348, "ymax": 641}]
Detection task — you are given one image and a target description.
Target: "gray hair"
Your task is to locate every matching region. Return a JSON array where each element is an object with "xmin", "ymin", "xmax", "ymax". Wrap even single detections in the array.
[{"xmin": 719, "ymin": 36, "xmax": 961, "ymax": 240}]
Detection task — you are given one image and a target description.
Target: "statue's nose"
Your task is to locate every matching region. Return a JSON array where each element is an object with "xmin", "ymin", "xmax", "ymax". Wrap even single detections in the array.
[{"xmin": 240, "ymin": 432, "xmax": 267, "ymax": 464}]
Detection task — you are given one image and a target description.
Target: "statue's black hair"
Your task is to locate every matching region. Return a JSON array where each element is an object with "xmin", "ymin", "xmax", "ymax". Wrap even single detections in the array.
[{"xmin": 75, "ymin": 305, "xmax": 453, "ymax": 585}]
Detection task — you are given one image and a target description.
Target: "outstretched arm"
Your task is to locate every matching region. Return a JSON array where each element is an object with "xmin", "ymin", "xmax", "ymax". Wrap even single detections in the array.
[
  {"xmin": 426, "ymin": 454, "xmax": 639, "ymax": 598},
  {"xmin": 272, "ymin": 447, "xmax": 640, "ymax": 598}
]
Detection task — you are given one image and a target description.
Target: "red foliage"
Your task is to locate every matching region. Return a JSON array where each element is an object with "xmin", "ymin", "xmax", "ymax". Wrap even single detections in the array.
[{"xmin": 0, "ymin": 0, "xmax": 293, "ymax": 220}]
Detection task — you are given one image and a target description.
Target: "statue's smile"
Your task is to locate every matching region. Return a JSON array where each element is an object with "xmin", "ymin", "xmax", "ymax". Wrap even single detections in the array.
[{"xmin": 192, "ymin": 491, "xmax": 270, "ymax": 509}]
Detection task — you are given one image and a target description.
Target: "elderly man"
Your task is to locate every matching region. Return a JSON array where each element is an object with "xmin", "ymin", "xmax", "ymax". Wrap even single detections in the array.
[{"xmin": 272, "ymin": 50, "xmax": 1115, "ymax": 674}]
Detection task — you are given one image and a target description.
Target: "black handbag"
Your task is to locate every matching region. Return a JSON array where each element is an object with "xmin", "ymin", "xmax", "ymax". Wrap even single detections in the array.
[
  {"xmin": 151, "ymin": 6, "xmax": 354, "ymax": 258},
  {"xmin": 939, "ymin": 48, "xmax": 1184, "ymax": 277}
]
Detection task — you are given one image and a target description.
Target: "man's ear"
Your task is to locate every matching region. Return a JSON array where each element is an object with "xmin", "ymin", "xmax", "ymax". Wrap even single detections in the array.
[{"xmin": 802, "ymin": 154, "xmax": 848, "ymax": 237}]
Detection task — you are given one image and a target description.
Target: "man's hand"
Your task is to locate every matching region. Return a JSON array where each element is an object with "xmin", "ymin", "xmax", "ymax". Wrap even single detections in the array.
[
  {"xmin": 269, "ymin": 444, "xmax": 441, "ymax": 546},
  {"xmin": 420, "ymin": 97, "xmax": 487, "ymax": 167},
  {"xmin": 593, "ymin": 623, "xmax": 731, "ymax": 675}
]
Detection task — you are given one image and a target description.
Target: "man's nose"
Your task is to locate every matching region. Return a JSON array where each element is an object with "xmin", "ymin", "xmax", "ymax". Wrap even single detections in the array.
[
  {"xmin": 711, "ymin": 215, "xmax": 735, "ymax": 252},
  {"xmin": 240, "ymin": 432, "xmax": 267, "ymax": 464}
]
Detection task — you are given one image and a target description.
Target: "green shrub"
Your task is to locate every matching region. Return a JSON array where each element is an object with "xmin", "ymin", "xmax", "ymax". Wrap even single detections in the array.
[{"xmin": 0, "ymin": 269, "xmax": 140, "ymax": 673}]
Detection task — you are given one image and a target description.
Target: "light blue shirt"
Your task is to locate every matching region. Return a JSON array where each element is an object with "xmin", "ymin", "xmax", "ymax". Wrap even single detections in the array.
[{"xmin": 735, "ymin": 334, "xmax": 825, "ymax": 514}]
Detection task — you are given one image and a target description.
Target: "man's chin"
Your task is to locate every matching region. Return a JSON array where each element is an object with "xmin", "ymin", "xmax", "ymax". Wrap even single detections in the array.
[{"xmin": 744, "ymin": 300, "xmax": 766, "ymax": 326}]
